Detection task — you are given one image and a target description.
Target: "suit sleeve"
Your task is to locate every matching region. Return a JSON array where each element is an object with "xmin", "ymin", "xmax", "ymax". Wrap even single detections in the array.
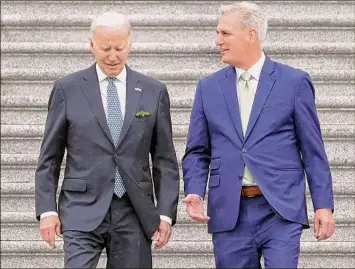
[
  {"xmin": 35, "ymin": 82, "xmax": 67, "ymax": 220},
  {"xmin": 182, "ymin": 80, "xmax": 211, "ymax": 199},
  {"xmin": 294, "ymin": 73, "xmax": 334, "ymax": 212},
  {"xmin": 150, "ymin": 85, "xmax": 180, "ymax": 225}
]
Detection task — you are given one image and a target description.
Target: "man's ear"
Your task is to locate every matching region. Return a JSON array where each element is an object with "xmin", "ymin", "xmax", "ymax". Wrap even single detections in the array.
[
  {"xmin": 248, "ymin": 27, "xmax": 258, "ymax": 45},
  {"xmin": 89, "ymin": 38, "xmax": 94, "ymax": 53}
]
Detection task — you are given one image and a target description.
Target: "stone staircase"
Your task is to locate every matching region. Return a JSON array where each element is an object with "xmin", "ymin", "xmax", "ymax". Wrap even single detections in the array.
[{"xmin": 1, "ymin": 0, "xmax": 354, "ymax": 268}]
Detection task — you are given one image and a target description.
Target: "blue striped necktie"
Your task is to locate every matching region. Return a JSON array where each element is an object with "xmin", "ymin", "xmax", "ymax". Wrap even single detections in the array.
[{"xmin": 107, "ymin": 77, "xmax": 126, "ymax": 197}]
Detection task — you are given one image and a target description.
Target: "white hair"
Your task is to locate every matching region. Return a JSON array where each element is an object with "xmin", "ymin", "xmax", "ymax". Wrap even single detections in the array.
[
  {"xmin": 219, "ymin": 1, "xmax": 268, "ymax": 43},
  {"xmin": 90, "ymin": 11, "xmax": 131, "ymax": 36}
]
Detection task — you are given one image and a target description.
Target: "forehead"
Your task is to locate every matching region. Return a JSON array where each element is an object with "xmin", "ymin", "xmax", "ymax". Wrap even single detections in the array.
[
  {"xmin": 93, "ymin": 26, "xmax": 130, "ymax": 41},
  {"xmin": 216, "ymin": 12, "xmax": 241, "ymax": 31}
]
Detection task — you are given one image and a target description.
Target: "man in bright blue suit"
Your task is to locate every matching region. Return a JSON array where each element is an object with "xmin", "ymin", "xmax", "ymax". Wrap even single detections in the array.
[{"xmin": 182, "ymin": 2, "xmax": 335, "ymax": 268}]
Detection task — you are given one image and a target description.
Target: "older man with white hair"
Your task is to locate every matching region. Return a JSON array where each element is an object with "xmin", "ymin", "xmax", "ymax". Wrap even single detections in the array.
[
  {"xmin": 35, "ymin": 11, "xmax": 180, "ymax": 268},
  {"xmin": 182, "ymin": 1, "xmax": 335, "ymax": 268}
]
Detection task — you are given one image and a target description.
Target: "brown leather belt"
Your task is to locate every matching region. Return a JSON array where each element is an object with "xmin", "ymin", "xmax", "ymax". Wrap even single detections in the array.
[{"xmin": 241, "ymin": 186, "xmax": 262, "ymax": 197}]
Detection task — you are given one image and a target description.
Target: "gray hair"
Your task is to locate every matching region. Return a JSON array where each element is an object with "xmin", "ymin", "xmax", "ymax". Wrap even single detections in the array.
[
  {"xmin": 90, "ymin": 12, "xmax": 131, "ymax": 37},
  {"xmin": 219, "ymin": 2, "xmax": 268, "ymax": 43}
]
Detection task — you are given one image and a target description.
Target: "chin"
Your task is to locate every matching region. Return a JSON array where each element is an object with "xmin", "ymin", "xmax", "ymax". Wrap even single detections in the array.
[
  {"xmin": 221, "ymin": 56, "xmax": 231, "ymax": 65},
  {"xmin": 105, "ymin": 68, "xmax": 121, "ymax": 77}
]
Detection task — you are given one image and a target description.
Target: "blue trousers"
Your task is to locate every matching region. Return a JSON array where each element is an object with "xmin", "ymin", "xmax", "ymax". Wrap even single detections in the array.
[{"xmin": 212, "ymin": 195, "xmax": 303, "ymax": 268}]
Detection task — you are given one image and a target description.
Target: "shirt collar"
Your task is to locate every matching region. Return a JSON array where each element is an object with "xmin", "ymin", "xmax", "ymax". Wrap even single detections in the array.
[
  {"xmin": 235, "ymin": 52, "xmax": 266, "ymax": 81},
  {"xmin": 96, "ymin": 63, "xmax": 127, "ymax": 85}
]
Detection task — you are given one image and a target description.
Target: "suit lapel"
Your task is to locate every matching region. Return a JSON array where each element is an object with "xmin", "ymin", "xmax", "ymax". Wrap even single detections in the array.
[
  {"xmin": 244, "ymin": 57, "xmax": 276, "ymax": 141},
  {"xmin": 221, "ymin": 66, "xmax": 244, "ymax": 142},
  {"xmin": 81, "ymin": 64, "xmax": 114, "ymax": 145},
  {"xmin": 117, "ymin": 66, "xmax": 142, "ymax": 146}
]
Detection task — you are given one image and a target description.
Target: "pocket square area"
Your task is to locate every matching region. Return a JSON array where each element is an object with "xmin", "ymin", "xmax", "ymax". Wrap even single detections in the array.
[{"xmin": 135, "ymin": 110, "xmax": 150, "ymax": 117}]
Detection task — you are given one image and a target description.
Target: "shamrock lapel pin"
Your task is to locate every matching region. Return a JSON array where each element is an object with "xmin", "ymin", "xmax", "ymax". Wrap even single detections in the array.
[{"xmin": 135, "ymin": 110, "xmax": 150, "ymax": 118}]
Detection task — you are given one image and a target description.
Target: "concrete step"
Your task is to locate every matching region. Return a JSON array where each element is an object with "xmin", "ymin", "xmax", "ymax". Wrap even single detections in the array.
[
  {"xmin": 2, "ymin": 178, "xmax": 354, "ymax": 200},
  {"xmin": 1, "ymin": 212, "xmax": 354, "ymax": 242},
  {"xmin": 0, "ymin": 191, "xmax": 353, "ymax": 223},
  {"xmin": 2, "ymin": 123, "xmax": 353, "ymax": 158},
  {"xmin": 2, "ymin": 124, "xmax": 354, "ymax": 139},
  {"xmin": 1, "ymin": 240, "xmax": 354, "ymax": 268},
  {"xmin": 1, "ymin": 86, "xmax": 355, "ymax": 129},
  {"xmin": 2, "ymin": 67, "xmax": 354, "ymax": 84},
  {"xmin": 1, "ymin": 0, "xmax": 354, "ymax": 19},
  {"xmin": 2, "ymin": 42, "xmax": 354, "ymax": 72},
  {"xmin": 1, "ymin": 79, "xmax": 355, "ymax": 100},
  {"xmin": 2, "ymin": 2, "xmax": 353, "ymax": 44},
  {"xmin": 2, "ymin": 93, "xmax": 354, "ymax": 110},
  {"xmin": 173, "ymin": 108, "xmax": 355, "ymax": 126},
  {"xmin": 1, "ymin": 129, "xmax": 355, "ymax": 166},
  {"xmin": 1, "ymin": 93, "xmax": 354, "ymax": 115},
  {"xmin": 1, "ymin": 105, "xmax": 354, "ymax": 126},
  {"xmin": 1, "ymin": 125, "xmax": 355, "ymax": 148},
  {"xmin": 1, "ymin": 165, "xmax": 354, "ymax": 204},
  {"xmin": 2, "ymin": 22, "xmax": 354, "ymax": 44},
  {"xmin": 1, "ymin": 156, "xmax": 354, "ymax": 187},
  {"xmin": 1, "ymin": 134, "xmax": 354, "ymax": 167},
  {"xmin": 1, "ymin": 124, "xmax": 354, "ymax": 139}
]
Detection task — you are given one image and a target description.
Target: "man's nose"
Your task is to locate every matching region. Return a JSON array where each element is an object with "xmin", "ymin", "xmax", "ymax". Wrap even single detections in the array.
[
  {"xmin": 215, "ymin": 36, "xmax": 223, "ymax": 46},
  {"xmin": 108, "ymin": 51, "xmax": 118, "ymax": 61}
]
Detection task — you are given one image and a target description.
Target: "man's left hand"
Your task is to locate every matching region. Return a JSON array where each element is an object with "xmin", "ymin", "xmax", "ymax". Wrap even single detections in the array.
[
  {"xmin": 151, "ymin": 220, "xmax": 171, "ymax": 249},
  {"xmin": 314, "ymin": 208, "xmax": 335, "ymax": 240}
]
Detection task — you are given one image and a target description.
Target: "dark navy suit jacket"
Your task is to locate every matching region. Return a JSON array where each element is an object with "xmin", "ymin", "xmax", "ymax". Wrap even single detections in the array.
[{"xmin": 35, "ymin": 64, "xmax": 180, "ymax": 238}]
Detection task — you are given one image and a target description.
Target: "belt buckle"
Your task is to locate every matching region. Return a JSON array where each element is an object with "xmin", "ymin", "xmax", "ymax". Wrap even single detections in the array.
[
  {"xmin": 241, "ymin": 186, "xmax": 258, "ymax": 198},
  {"xmin": 241, "ymin": 189, "xmax": 255, "ymax": 198}
]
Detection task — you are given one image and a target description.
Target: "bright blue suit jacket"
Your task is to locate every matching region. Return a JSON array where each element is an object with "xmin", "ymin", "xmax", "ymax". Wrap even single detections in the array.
[{"xmin": 182, "ymin": 57, "xmax": 334, "ymax": 234}]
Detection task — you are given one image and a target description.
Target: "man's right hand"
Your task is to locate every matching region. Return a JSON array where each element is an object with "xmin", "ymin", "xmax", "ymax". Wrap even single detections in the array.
[
  {"xmin": 182, "ymin": 194, "xmax": 210, "ymax": 223},
  {"xmin": 40, "ymin": 215, "xmax": 62, "ymax": 248}
]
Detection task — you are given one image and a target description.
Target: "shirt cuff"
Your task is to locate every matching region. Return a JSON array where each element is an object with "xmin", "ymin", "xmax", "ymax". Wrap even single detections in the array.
[
  {"xmin": 160, "ymin": 215, "xmax": 172, "ymax": 225},
  {"xmin": 40, "ymin": 211, "xmax": 58, "ymax": 220}
]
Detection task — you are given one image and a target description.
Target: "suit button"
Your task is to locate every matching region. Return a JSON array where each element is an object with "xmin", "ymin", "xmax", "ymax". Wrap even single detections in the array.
[
  {"xmin": 238, "ymin": 175, "xmax": 243, "ymax": 180},
  {"xmin": 242, "ymin": 148, "xmax": 247, "ymax": 153}
]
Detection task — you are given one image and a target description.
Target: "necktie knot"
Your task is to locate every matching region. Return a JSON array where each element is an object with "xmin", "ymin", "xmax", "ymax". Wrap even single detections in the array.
[
  {"xmin": 240, "ymin": 72, "xmax": 252, "ymax": 82},
  {"xmin": 107, "ymin": 77, "xmax": 117, "ymax": 84}
]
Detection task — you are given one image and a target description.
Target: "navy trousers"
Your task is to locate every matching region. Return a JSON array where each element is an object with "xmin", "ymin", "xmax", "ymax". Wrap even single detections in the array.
[
  {"xmin": 63, "ymin": 193, "xmax": 152, "ymax": 268},
  {"xmin": 212, "ymin": 195, "xmax": 303, "ymax": 268}
]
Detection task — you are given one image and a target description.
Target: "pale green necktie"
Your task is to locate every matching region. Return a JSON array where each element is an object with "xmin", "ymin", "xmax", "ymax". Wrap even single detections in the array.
[{"xmin": 239, "ymin": 71, "xmax": 257, "ymax": 185}]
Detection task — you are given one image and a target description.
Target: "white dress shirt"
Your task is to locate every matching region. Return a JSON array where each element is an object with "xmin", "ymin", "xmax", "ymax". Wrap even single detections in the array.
[
  {"xmin": 235, "ymin": 52, "xmax": 266, "ymax": 186},
  {"xmin": 235, "ymin": 52, "xmax": 266, "ymax": 110},
  {"xmin": 96, "ymin": 63, "xmax": 127, "ymax": 118},
  {"xmin": 41, "ymin": 64, "xmax": 172, "ymax": 225}
]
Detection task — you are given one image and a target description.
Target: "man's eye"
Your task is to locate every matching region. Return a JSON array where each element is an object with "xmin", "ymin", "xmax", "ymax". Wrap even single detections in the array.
[{"xmin": 216, "ymin": 31, "xmax": 229, "ymax": 36}]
